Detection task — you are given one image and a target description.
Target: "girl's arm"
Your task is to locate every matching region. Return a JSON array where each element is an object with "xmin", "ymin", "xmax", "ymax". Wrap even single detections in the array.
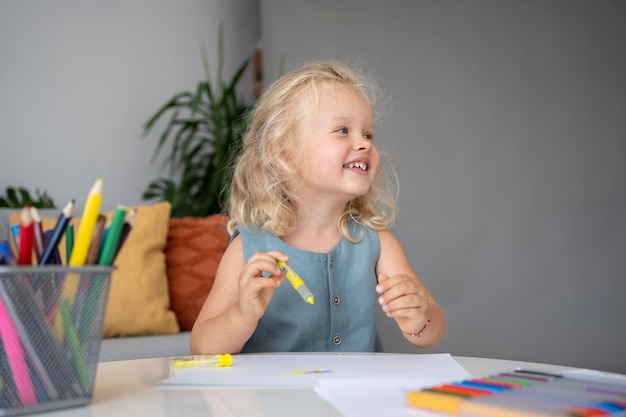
[
  {"xmin": 189, "ymin": 236, "xmax": 286, "ymax": 354},
  {"xmin": 376, "ymin": 230, "xmax": 446, "ymax": 348}
]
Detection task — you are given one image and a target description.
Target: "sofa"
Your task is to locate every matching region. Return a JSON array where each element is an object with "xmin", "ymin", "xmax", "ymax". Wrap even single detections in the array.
[
  {"xmin": 2, "ymin": 202, "xmax": 230, "ymax": 362},
  {"xmin": 99, "ymin": 331, "xmax": 192, "ymax": 362}
]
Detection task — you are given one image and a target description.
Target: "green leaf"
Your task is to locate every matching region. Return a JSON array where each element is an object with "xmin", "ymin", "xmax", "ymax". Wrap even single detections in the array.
[
  {"xmin": 143, "ymin": 92, "xmax": 194, "ymax": 132},
  {"xmin": 140, "ymin": 23, "xmax": 254, "ymax": 217},
  {"xmin": 0, "ymin": 186, "xmax": 56, "ymax": 208}
]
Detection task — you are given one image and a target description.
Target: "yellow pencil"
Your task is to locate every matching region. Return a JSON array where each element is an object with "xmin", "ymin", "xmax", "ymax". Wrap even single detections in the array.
[
  {"xmin": 61, "ymin": 178, "xmax": 103, "ymax": 304},
  {"xmin": 53, "ymin": 179, "xmax": 104, "ymax": 341},
  {"xmin": 54, "ymin": 179, "xmax": 104, "ymax": 342},
  {"xmin": 69, "ymin": 178, "xmax": 104, "ymax": 268}
]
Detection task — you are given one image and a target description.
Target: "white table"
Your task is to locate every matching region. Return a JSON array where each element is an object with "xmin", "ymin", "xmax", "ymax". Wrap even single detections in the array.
[{"xmin": 26, "ymin": 355, "xmax": 572, "ymax": 417}]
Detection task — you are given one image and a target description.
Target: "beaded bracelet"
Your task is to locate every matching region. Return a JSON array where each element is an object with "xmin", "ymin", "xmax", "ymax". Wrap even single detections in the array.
[{"xmin": 405, "ymin": 320, "xmax": 431, "ymax": 337}]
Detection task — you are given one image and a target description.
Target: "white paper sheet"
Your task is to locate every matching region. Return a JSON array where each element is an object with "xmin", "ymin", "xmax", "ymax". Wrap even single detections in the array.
[
  {"xmin": 314, "ymin": 379, "xmax": 451, "ymax": 417},
  {"xmin": 159, "ymin": 353, "xmax": 469, "ymax": 389},
  {"xmin": 559, "ymin": 368, "xmax": 626, "ymax": 385}
]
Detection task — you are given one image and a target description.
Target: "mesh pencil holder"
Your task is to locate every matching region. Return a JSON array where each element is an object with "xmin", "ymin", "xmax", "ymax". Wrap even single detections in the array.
[{"xmin": 0, "ymin": 266, "xmax": 113, "ymax": 416}]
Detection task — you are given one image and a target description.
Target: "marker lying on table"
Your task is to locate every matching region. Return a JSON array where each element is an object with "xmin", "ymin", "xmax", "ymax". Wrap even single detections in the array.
[
  {"xmin": 170, "ymin": 354, "xmax": 233, "ymax": 368},
  {"xmin": 277, "ymin": 261, "xmax": 315, "ymax": 305}
]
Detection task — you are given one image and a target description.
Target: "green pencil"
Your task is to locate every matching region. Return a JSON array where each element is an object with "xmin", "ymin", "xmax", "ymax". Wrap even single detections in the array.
[
  {"xmin": 58, "ymin": 299, "xmax": 90, "ymax": 390},
  {"xmin": 65, "ymin": 223, "xmax": 74, "ymax": 265},
  {"xmin": 98, "ymin": 205, "xmax": 127, "ymax": 266}
]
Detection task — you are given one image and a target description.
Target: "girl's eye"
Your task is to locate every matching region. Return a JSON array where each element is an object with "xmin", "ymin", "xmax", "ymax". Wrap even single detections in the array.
[{"xmin": 334, "ymin": 127, "xmax": 374, "ymax": 140}]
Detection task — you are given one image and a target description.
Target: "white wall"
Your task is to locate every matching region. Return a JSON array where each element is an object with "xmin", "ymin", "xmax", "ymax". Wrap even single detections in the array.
[
  {"xmin": 261, "ymin": 0, "xmax": 626, "ymax": 372},
  {"xmin": 0, "ymin": 0, "xmax": 259, "ymax": 213}
]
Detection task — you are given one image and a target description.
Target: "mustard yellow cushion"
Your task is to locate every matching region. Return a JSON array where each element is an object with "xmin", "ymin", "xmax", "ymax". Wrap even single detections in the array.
[
  {"xmin": 11, "ymin": 202, "xmax": 180, "ymax": 337},
  {"xmin": 102, "ymin": 202, "xmax": 179, "ymax": 337}
]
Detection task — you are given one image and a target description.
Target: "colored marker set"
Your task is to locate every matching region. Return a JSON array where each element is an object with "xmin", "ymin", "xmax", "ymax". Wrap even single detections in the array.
[{"xmin": 407, "ymin": 369, "xmax": 626, "ymax": 416}]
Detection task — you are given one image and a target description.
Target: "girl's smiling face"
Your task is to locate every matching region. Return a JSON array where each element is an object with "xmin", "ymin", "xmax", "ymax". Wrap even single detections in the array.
[{"xmin": 292, "ymin": 85, "xmax": 380, "ymax": 204}]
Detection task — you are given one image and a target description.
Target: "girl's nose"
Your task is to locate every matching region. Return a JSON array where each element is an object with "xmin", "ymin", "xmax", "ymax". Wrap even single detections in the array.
[{"xmin": 353, "ymin": 137, "xmax": 372, "ymax": 151}]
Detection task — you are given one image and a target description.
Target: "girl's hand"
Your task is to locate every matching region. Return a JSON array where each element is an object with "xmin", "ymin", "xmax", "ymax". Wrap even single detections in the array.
[
  {"xmin": 237, "ymin": 251, "xmax": 288, "ymax": 321},
  {"xmin": 376, "ymin": 273, "xmax": 429, "ymax": 336}
]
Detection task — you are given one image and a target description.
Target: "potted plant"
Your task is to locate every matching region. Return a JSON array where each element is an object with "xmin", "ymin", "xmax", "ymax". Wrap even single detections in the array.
[
  {"xmin": 142, "ymin": 27, "xmax": 252, "ymax": 218},
  {"xmin": 0, "ymin": 186, "xmax": 56, "ymax": 209},
  {"xmin": 0, "ymin": 186, "xmax": 56, "ymax": 244}
]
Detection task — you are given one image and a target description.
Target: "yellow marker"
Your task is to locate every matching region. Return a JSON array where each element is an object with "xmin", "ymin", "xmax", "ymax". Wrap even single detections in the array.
[
  {"xmin": 277, "ymin": 261, "xmax": 314, "ymax": 305},
  {"xmin": 171, "ymin": 354, "xmax": 232, "ymax": 368},
  {"xmin": 168, "ymin": 354, "xmax": 232, "ymax": 375}
]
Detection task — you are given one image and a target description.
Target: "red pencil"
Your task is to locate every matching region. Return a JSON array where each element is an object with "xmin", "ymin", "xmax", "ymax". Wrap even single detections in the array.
[
  {"xmin": 30, "ymin": 206, "xmax": 46, "ymax": 260},
  {"xmin": 18, "ymin": 207, "xmax": 35, "ymax": 265}
]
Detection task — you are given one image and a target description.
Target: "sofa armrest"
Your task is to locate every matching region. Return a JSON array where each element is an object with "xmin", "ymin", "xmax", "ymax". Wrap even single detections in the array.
[{"xmin": 99, "ymin": 332, "xmax": 191, "ymax": 362}]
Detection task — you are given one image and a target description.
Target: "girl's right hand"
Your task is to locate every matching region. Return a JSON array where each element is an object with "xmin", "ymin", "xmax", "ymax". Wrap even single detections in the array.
[{"xmin": 237, "ymin": 251, "xmax": 288, "ymax": 321}]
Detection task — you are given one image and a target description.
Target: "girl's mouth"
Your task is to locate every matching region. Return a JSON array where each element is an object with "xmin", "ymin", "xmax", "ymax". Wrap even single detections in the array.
[{"xmin": 343, "ymin": 161, "xmax": 368, "ymax": 171}]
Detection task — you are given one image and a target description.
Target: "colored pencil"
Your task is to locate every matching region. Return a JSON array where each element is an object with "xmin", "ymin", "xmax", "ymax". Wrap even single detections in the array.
[
  {"xmin": 0, "ymin": 289, "xmax": 37, "ymax": 405},
  {"xmin": 0, "ymin": 240, "xmax": 16, "ymax": 265},
  {"xmin": 111, "ymin": 207, "xmax": 135, "ymax": 262},
  {"xmin": 61, "ymin": 178, "xmax": 103, "ymax": 308},
  {"xmin": 17, "ymin": 207, "xmax": 34, "ymax": 265},
  {"xmin": 407, "ymin": 370, "xmax": 626, "ymax": 417},
  {"xmin": 54, "ymin": 179, "xmax": 103, "ymax": 341},
  {"xmin": 57, "ymin": 299, "xmax": 90, "ymax": 389},
  {"xmin": 0, "ymin": 280, "xmax": 58, "ymax": 400},
  {"xmin": 85, "ymin": 214, "xmax": 106, "ymax": 265},
  {"xmin": 65, "ymin": 223, "xmax": 74, "ymax": 265},
  {"xmin": 68, "ymin": 178, "xmax": 103, "ymax": 268},
  {"xmin": 29, "ymin": 207, "xmax": 46, "ymax": 261},
  {"xmin": 38, "ymin": 199, "xmax": 74, "ymax": 265},
  {"xmin": 98, "ymin": 205, "xmax": 127, "ymax": 266}
]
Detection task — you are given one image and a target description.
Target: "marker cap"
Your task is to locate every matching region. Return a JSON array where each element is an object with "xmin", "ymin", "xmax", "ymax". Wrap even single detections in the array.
[{"xmin": 217, "ymin": 354, "xmax": 233, "ymax": 367}]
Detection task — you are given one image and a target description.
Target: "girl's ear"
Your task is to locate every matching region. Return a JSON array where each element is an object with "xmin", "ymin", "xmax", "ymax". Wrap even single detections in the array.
[
  {"xmin": 267, "ymin": 139, "xmax": 292, "ymax": 173},
  {"xmin": 266, "ymin": 140, "xmax": 280, "ymax": 167}
]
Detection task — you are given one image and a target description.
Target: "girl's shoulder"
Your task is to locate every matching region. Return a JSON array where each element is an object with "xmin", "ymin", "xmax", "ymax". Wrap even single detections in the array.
[
  {"xmin": 231, "ymin": 222, "xmax": 272, "ymax": 240},
  {"xmin": 376, "ymin": 228, "xmax": 400, "ymax": 244},
  {"xmin": 347, "ymin": 218, "xmax": 383, "ymax": 239},
  {"xmin": 232, "ymin": 223, "xmax": 291, "ymax": 258}
]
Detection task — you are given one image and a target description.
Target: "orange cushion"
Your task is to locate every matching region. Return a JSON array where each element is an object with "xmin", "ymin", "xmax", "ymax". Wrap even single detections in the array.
[{"xmin": 165, "ymin": 215, "xmax": 229, "ymax": 330}]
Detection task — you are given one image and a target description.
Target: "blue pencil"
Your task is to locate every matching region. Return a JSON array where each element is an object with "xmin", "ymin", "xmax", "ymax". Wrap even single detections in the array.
[{"xmin": 38, "ymin": 199, "xmax": 74, "ymax": 265}]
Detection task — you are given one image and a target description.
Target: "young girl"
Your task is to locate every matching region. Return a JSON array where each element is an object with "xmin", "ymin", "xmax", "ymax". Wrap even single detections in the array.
[{"xmin": 190, "ymin": 61, "xmax": 446, "ymax": 354}]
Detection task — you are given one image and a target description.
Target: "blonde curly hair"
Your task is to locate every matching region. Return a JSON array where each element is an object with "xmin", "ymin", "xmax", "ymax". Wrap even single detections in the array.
[{"xmin": 226, "ymin": 61, "xmax": 396, "ymax": 242}]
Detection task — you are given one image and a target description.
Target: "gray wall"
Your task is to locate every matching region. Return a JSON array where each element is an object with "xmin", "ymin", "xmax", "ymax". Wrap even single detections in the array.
[
  {"xmin": 0, "ymin": 0, "xmax": 260, "ymax": 213},
  {"xmin": 261, "ymin": 0, "xmax": 626, "ymax": 373},
  {"xmin": 1, "ymin": 0, "xmax": 624, "ymax": 373}
]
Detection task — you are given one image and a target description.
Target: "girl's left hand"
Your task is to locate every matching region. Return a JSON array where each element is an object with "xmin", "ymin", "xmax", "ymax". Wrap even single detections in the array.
[{"xmin": 376, "ymin": 273, "xmax": 429, "ymax": 335}]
